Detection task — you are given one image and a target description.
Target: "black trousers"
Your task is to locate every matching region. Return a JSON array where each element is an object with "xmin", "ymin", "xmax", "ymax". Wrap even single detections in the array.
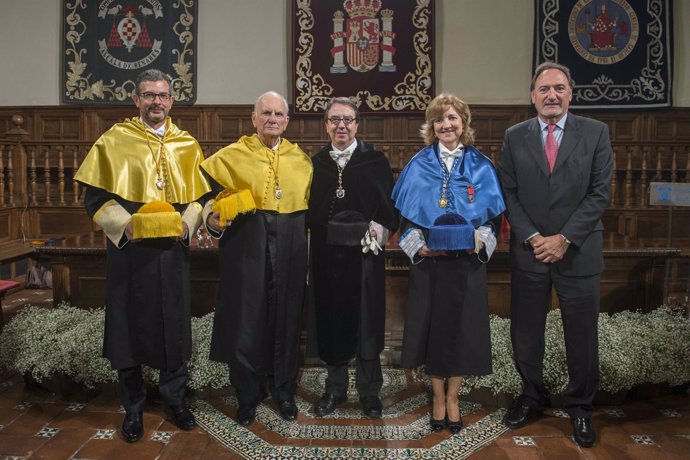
[
  {"xmin": 510, "ymin": 269, "xmax": 600, "ymax": 418},
  {"xmin": 118, "ymin": 363, "xmax": 189, "ymax": 413},
  {"xmin": 324, "ymin": 356, "xmax": 382, "ymax": 399}
]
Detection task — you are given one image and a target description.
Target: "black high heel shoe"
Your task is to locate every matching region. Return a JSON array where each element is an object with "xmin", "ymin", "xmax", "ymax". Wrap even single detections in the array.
[
  {"xmin": 447, "ymin": 416, "xmax": 463, "ymax": 434},
  {"xmin": 430, "ymin": 414, "xmax": 447, "ymax": 432}
]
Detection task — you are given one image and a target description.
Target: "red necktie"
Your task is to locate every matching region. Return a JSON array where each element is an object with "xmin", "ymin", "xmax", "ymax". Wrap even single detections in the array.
[{"xmin": 545, "ymin": 124, "xmax": 558, "ymax": 173}]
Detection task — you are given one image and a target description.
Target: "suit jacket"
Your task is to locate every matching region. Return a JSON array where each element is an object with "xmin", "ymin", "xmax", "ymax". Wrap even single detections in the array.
[{"xmin": 498, "ymin": 113, "xmax": 613, "ymax": 276}]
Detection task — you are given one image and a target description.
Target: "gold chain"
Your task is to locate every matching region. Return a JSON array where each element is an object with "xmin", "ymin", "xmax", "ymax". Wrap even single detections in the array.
[
  {"xmin": 144, "ymin": 129, "xmax": 166, "ymax": 191},
  {"xmin": 261, "ymin": 138, "xmax": 282, "ymax": 199}
]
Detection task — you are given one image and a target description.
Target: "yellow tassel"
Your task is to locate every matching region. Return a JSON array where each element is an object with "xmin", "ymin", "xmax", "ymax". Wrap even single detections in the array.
[
  {"xmin": 212, "ymin": 189, "xmax": 256, "ymax": 226},
  {"xmin": 131, "ymin": 211, "xmax": 183, "ymax": 239},
  {"xmin": 138, "ymin": 200, "xmax": 175, "ymax": 214}
]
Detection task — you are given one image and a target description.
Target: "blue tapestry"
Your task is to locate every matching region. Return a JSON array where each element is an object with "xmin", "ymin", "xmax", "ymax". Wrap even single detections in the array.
[{"xmin": 534, "ymin": 0, "xmax": 673, "ymax": 109}]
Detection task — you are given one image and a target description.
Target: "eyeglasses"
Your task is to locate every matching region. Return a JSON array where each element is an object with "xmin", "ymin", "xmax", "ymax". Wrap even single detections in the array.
[
  {"xmin": 137, "ymin": 92, "xmax": 172, "ymax": 102},
  {"xmin": 327, "ymin": 116, "xmax": 357, "ymax": 126}
]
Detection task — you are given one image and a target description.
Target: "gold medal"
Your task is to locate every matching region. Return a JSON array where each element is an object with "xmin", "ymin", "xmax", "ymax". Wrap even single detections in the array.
[{"xmin": 438, "ymin": 197, "xmax": 448, "ymax": 208}]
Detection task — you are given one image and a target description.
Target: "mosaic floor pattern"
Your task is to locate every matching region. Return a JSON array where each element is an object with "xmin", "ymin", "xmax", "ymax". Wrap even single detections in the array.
[{"xmin": 190, "ymin": 368, "xmax": 509, "ymax": 459}]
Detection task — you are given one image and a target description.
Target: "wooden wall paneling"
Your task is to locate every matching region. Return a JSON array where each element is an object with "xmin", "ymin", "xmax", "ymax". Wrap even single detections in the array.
[
  {"xmin": 0, "ymin": 208, "xmax": 11, "ymax": 242},
  {"xmin": 35, "ymin": 207, "xmax": 95, "ymax": 238},
  {"xmin": 34, "ymin": 110, "xmax": 84, "ymax": 140}
]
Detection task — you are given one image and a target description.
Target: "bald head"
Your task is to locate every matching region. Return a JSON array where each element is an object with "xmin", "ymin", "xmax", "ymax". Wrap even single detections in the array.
[{"xmin": 252, "ymin": 91, "xmax": 290, "ymax": 148}]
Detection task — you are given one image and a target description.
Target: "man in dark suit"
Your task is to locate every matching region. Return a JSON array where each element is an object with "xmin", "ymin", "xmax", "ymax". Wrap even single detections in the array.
[{"xmin": 498, "ymin": 62, "xmax": 613, "ymax": 448}]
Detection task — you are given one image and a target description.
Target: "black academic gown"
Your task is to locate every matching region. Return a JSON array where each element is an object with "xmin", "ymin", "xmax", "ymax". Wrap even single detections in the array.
[
  {"xmin": 306, "ymin": 140, "xmax": 399, "ymax": 364},
  {"xmin": 84, "ymin": 187, "xmax": 194, "ymax": 372},
  {"xmin": 207, "ymin": 176, "xmax": 308, "ymax": 399}
]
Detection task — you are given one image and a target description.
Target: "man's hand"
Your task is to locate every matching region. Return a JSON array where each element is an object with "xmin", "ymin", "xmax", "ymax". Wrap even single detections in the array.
[
  {"xmin": 207, "ymin": 212, "xmax": 222, "ymax": 232},
  {"xmin": 532, "ymin": 234, "xmax": 569, "ymax": 263},
  {"xmin": 179, "ymin": 222, "xmax": 189, "ymax": 241},
  {"xmin": 124, "ymin": 222, "xmax": 141, "ymax": 242}
]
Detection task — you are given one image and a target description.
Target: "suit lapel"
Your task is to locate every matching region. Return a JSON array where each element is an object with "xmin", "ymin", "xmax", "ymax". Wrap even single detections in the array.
[{"xmin": 525, "ymin": 118, "xmax": 550, "ymax": 177}]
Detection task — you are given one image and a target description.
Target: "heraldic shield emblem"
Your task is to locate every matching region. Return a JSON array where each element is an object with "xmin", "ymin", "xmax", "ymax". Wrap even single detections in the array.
[
  {"xmin": 331, "ymin": 0, "xmax": 396, "ymax": 73},
  {"xmin": 99, "ymin": 4, "xmax": 163, "ymax": 69},
  {"xmin": 62, "ymin": 0, "xmax": 197, "ymax": 104}
]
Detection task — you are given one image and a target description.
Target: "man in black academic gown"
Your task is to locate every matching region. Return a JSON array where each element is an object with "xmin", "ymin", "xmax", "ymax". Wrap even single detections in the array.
[
  {"xmin": 74, "ymin": 69, "xmax": 210, "ymax": 442},
  {"xmin": 307, "ymin": 97, "xmax": 399, "ymax": 418},
  {"xmin": 202, "ymin": 92, "xmax": 313, "ymax": 426}
]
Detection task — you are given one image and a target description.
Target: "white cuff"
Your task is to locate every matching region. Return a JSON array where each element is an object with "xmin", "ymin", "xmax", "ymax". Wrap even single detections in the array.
[
  {"xmin": 369, "ymin": 220, "xmax": 391, "ymax": 246},
  {"xmin": 475, "ymin": 226, "xmax": 497, "ymax": 263},
  {"xmin": 399, "ymin": 228, "xmax": 425, "ymax": 261}
]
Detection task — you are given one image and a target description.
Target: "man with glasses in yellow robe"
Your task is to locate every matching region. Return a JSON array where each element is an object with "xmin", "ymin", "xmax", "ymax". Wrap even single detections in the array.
[{"xmin": 75, "ymin": 69, "xmax": 210, "ymax": 443}]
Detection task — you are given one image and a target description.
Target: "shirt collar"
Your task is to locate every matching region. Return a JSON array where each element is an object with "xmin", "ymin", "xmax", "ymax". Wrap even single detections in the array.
[
  {"xmin": 538, "ymin": 113, "xmax": 568, "ymax": 132},
  {"xmin": 330, "ymin": 139, "xmax": 358, "ymax": 155},
  {"xmin": 438, "ymin": 142, "xmax": 463, "ymax": 157}
]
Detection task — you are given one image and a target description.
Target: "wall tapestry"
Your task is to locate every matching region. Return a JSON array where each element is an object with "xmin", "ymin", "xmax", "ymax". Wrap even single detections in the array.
[
  {"xmin": 534, "ymin": 0, "xmax": 673, "ymax": 109},
  {"xmin": 62, "ymin": 0, "xmax": 197, "ymax": 104},
  {"xmin": 292, "ymin": 0, "xmax": 434, "ymax": 114}
]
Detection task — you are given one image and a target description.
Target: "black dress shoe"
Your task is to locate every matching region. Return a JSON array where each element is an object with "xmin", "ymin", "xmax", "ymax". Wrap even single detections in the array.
[
  {"xmin": 571, "ymin": 417, "xmax": 596, "ymax": 448},
  {"xmin": 313, "ymin": 393, "xmax": 346, "ymax": 417},
  {"xmin": 166, "ymin": 404, "xmax": 196, "ymax": 431},
  {"xmin": 236, "ymin": 404, "xmax": 256, "ymax": 426},
  {"xmin": 121, "ymin": 411, "xmax": 143, "ymax": 443},
  {"xmin": 447, "ymin": 416, "xmax": 463, "ymax": 434},
  {"xmin": 360, "ymin": 395, "xmax": 383, "ymax": 419},
  {"xmin": 503, "ymin": 403, "xmax": 543, "ymax": 429},
  {"xmin": 279, "ymin": 400, "xmax": 298, "ymax": 421}
]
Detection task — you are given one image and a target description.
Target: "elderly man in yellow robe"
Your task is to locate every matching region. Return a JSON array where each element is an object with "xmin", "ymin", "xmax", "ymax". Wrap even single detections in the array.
[
  {"xmin": 201, "ymin": 91, "xmax": 313, "ymax": 426},
  {"xmin": 74, "ymin": 69, "xmax": 210, "ymax": 443}
]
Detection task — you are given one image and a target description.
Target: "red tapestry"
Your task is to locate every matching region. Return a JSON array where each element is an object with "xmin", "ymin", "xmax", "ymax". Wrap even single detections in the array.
[{"xmin": 292, "ymin": 0, "xmax": 434, "ymax": 114}]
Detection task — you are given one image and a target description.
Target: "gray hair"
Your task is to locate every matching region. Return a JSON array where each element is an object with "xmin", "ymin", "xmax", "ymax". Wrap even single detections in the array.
[
  {"xmin": 323, "ymin": 97, "xmax": 360, "ymax": 122},
  {"xmin": 254, "ymin": 91, "xmax": 289, "ymax": 115},
  {"xmin": 135, "ymin": 69, "xmax": 172, "ymax": 92},
  {"xmin": 530, "ymin": 62, "xmax": 575, "ymax": 91}
]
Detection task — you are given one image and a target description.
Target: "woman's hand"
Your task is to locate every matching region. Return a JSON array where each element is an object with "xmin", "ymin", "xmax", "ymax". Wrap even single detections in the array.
[{"xmin": 419, "ymin": 245, "xmax": 446, "ymax": 257}]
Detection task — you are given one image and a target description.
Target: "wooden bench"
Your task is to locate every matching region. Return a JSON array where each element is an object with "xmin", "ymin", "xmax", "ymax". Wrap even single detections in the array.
[{"xmin": 0, "ymin": 279, "xmax": 21, "ymax": 331}]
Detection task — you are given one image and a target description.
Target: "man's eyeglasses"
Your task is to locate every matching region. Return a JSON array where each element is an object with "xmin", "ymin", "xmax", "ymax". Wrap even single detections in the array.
[
  {"xmin": 327, "ymin": 116, "xmax": 357, "ymax": 126},
  {"xmin": 137, "ymin": 92, "xmax": 172, "ymax": 102}
]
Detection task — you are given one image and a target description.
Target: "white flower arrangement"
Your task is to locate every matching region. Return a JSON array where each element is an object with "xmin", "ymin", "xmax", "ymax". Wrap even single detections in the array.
[{"xmin": 1, "ymin": 304, "xmax": 688, "ymax": 395}]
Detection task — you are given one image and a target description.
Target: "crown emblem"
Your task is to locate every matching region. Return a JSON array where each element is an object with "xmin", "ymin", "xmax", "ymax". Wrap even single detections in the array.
[{"xmin": 344, "ymin": 0, "xmax": 381, "ymax": 18}]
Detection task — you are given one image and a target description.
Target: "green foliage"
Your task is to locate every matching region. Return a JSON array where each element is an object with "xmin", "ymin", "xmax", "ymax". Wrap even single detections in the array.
[
  {"xmin": 1, "ymin": 304, "xmax": 688, "ymax": 395},
  {"xmin": 0, "ymin": 303, "xmax": 230, "ymax": 390}
]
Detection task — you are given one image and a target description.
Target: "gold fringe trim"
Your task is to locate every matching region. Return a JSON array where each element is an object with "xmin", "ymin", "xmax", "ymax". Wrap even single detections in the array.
[
  {"xmin": 132, "ymin": 211, "xmax": 183, "ymax": 239},
  {"xmin": 212, "ymin": 189, "xmax": 256, "ymax": 226}
]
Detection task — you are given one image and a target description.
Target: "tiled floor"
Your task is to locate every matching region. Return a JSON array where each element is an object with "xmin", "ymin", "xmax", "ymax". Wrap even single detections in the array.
[{"xmin": 1, "ymin": 290, "xmax": 689, "ymax": 459}]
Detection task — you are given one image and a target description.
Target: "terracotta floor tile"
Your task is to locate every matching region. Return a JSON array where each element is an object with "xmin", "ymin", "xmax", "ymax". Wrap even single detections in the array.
[
  {"xmin": 493, "ymin": 445, "xmax": 546, "ymax": 459},
  {"xmin": 30, "ymin": 427, "xmax": 96, "ymax": 460},
  {"xmin": 200, "ymin": 439, "xmax": 246, "ymax": 459},
  {"xmin": 653, "ymin": 433, "xmax": 690, "ymax": 458},
  {"xmin": 467, "ymin": 444, "xmax": 513, "ymax": 459},
  {"xmin": 0, "ymin": 432, "xmax": 49, "ymax": 456},
  {"xmin": 0, "ymin": 403, "xmax": 66, "ymax": 436},
  {"xmin": 618, "ymin": 444, "xmax": 671, "ymax": 459},
  {"xmin": 157, "ymin": 431, "xmax": 211, "ymax": 459},
  {"xmin": 77, "ymin": 437, "xmax": 164, "ymax": 459},
  {"xmin": 532, "ymin": 436, "xmax": 586, "ymax": 459},
  {"xmin": 48, "ymin": 410, "xmax": 122, "ymax": 431}
]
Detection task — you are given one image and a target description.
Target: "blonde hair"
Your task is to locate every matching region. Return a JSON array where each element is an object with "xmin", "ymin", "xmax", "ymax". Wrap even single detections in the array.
[{"xmin": 420, "ymin": 93, "xmax": 475, "ymax": 146}]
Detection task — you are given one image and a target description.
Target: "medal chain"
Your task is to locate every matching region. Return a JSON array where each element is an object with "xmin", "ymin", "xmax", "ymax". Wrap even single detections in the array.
[
  {"xmin": 336, "ymin": 165, "xmax": 345, "ymax": 198},
  {"xmin": 262, "ymin": 138, "xmax": 282, "ymax": 199},
  {"xmin": 144, "ymin": 128, "xmax": 167, "ymax": 191}
]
